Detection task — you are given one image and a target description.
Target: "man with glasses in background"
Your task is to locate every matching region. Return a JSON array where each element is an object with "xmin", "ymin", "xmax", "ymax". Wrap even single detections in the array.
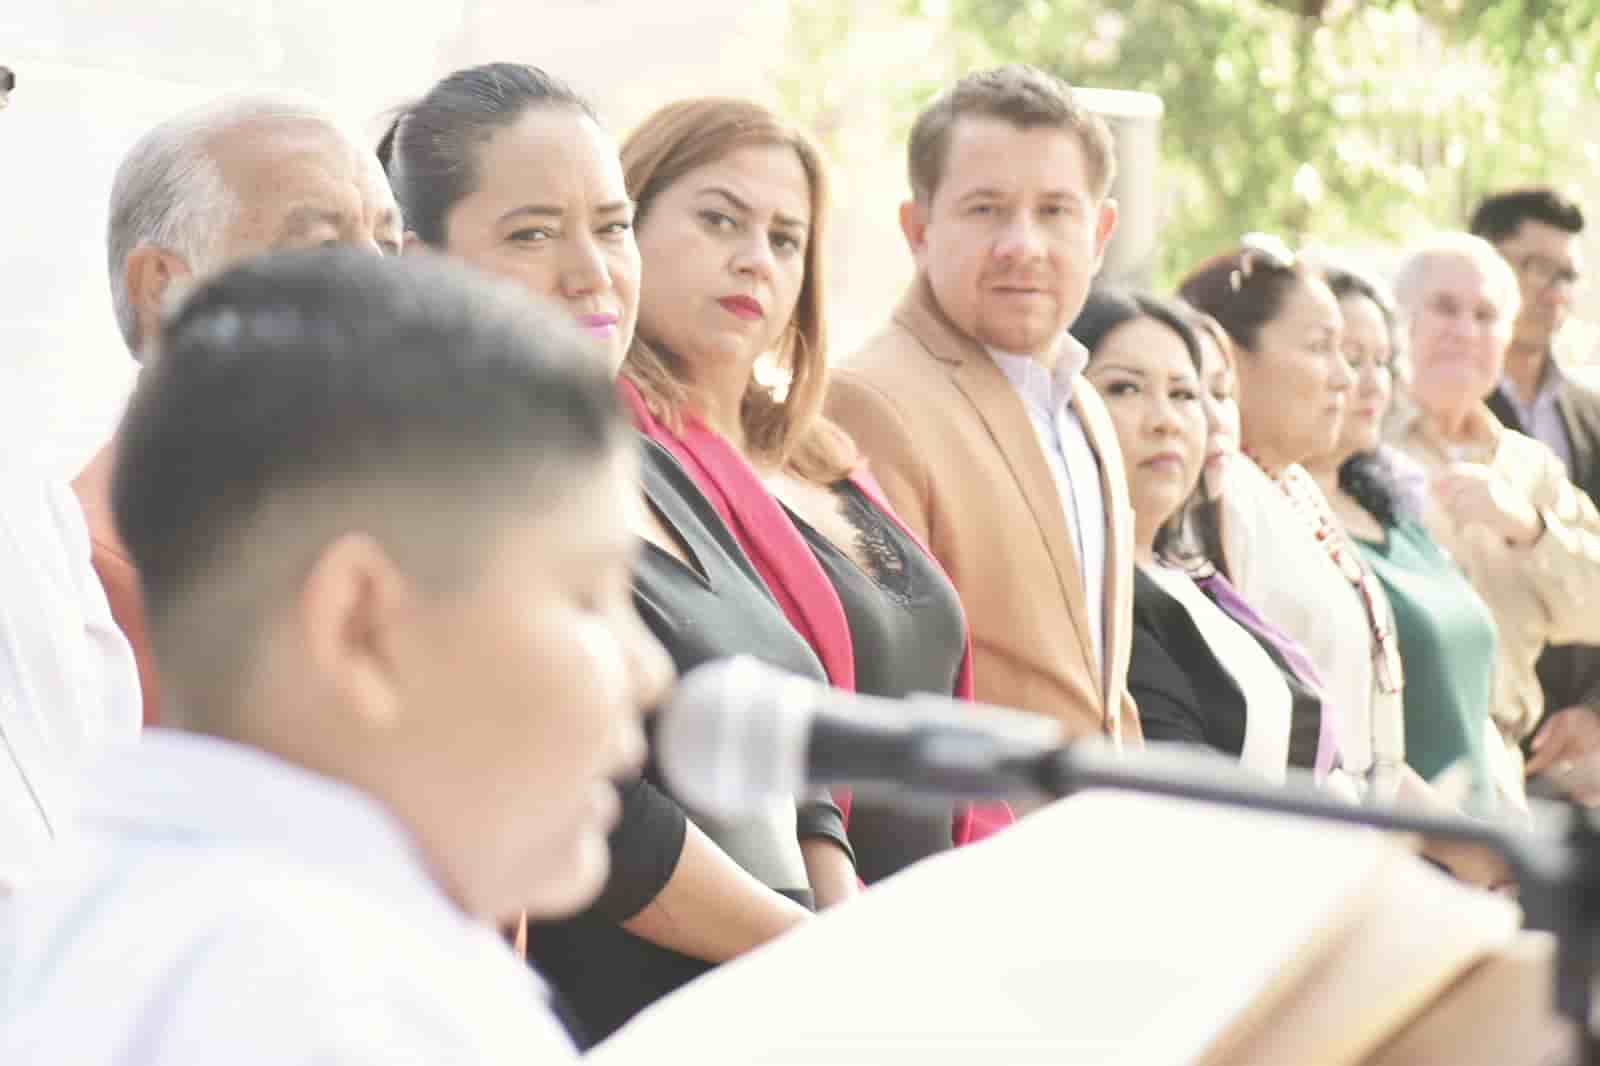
[{"xmin": 1472, "ymin": 188, "xmax": 1600, "ymax": 790}]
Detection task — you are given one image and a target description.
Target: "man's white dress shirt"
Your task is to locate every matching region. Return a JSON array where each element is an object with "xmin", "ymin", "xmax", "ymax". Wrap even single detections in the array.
[
  {"xmin": 988, "ymin": 338, "xmax": 1107, "ymax": 674},
  {"xmin": 0, "ymin": 471, "xmax": 140, "ymax": 890},
  {"xmin": 1, "ymin": 730, "xmax": 578, "ymax": 1064}
]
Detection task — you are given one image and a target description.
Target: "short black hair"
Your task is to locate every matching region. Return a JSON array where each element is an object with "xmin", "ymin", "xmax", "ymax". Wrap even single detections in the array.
[
  {"xmin": 114, "ymin": 248, "xmax": 624, "ymax": 709},
  {"xmin": 377, "ymin": 62, "xmax": 597, "ymax": 247},
  {"xmin": 1469, "ymin": 186, "xmax": 1585, "ymax": 244}
]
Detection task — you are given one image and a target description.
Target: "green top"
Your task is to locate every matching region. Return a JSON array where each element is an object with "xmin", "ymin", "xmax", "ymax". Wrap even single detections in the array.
[{"xmin": 1356, "ymin": 519, "xmax": 1498, "ymax": 810}]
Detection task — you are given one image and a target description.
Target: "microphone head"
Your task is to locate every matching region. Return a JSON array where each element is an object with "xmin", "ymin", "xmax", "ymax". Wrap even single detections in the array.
[{"xmin": 656, "ymin": 657, "xmax": 816, "ymax": 821}]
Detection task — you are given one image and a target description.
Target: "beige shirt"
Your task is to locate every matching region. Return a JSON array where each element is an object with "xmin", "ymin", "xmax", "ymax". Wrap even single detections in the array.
[{"xmin": 1392, "ymin": 403, "xmax": 1600, "ymax": 748}]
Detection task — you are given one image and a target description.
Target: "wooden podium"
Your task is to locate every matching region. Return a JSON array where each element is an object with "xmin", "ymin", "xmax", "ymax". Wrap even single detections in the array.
[{"xmin": 588, "ymin": 792, "xmax": 1575, "ymax": 1065}]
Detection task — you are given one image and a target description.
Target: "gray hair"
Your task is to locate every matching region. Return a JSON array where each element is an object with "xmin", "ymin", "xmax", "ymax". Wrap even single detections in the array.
[
  {"xmin": 106, "ymin": 95, "xmax": 339, "ymax": 351},
  {"xmin": 1390, "ymin": 231, "xmax": 1521, "ymax": 322}
]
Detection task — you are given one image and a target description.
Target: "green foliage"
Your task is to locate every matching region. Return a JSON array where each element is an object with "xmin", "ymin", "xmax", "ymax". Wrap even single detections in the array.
[
  {"xmin": 779, "ymin": 0, "xmax": 1599, "ymax": 290},
  {"xmin": 1398, "ymin": 0, "xmax": 1600, "ymax": 75},
  {"xmin": 939, "ymin": 0, "xmax": 1598, "ymax": 283}
]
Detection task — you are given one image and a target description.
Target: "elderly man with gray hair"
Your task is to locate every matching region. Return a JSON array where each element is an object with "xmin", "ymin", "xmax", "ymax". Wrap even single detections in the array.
[
  {"xmin": 1389, "ymin": 231, "xmax": 1600, "ymax": 807},
  {"xmin": 72, "ymin": 97, "xmax": 402, "ymax": 726}
]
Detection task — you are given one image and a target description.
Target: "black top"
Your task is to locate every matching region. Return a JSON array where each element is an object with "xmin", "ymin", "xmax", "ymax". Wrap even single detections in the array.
[
  {"xmin": 789, "ymin": 479, "xmax": 966, "ymax": 883},
  {"xmin": 1131, "ymin": 568, "xmax": 1321, "ymax": 770},
  {"xmin": 1131, "ymin": 568, "xmax": 1248, "ymax": 756},
  {"xmin": 528, "ymin": 437, "xmax": 845, "ymax": 1046}
]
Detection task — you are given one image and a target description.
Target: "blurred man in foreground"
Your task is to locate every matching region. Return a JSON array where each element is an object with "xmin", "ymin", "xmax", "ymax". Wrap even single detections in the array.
[{"xmin": 3, "ymin": 250, "xmax": 671, "ymax": 1063}]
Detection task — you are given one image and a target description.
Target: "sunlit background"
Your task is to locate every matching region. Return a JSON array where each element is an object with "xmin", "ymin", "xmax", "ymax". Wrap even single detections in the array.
[{"xmin": 6, "ymin": 0, "xmax": 1599, "ymax": 480}]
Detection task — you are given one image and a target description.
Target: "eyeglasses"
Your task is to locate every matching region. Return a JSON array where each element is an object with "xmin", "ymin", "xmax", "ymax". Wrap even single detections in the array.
[
  {"xmin": 1514, "ymin": 252, "xmax": 1581, "ymax": 292},
  {"xmin": 1229, "ymin": 232, "xmax": 1297, "ymax": 293}
]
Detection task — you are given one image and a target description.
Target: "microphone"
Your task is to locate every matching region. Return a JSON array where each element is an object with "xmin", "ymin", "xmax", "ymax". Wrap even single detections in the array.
[
  {"xmin": 655, "ymin": 656, "xmax": 1064, "ymax": 821},
  {"xmin": 657, "ymin": 655, "xmax": 1600, "ymax": 1061}
]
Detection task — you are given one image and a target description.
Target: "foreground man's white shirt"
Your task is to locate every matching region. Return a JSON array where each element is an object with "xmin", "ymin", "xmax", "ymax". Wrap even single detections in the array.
[
  {"xmin": 0, "ymin": 472, "xmax": 140, "ymax": 890},
  {"xmin": 1, "ymin": 730, "xmax": 578, "ymax": 1064}
]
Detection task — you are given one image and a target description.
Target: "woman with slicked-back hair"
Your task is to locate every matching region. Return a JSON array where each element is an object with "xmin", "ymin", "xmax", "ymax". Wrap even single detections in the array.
[{"xmin": 381, "ymin": 65, "xmax": 847, "ymax": 1041}]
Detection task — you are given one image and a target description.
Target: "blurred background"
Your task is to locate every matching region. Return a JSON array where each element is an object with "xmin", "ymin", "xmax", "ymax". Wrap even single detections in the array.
[{"xmin": 5, "ymin": 0, "xmax": 1599, "ymax": 479}]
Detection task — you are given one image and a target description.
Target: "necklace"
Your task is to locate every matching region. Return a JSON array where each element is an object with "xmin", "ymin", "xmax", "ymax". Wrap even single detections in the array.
[
  {"xmin": 1271, "ymin": 464, "xmax": 1405, "ymax": 698},
  {"xmin": 1241, "ymin": 453, "xmax": 1408, "ymax": 792}
]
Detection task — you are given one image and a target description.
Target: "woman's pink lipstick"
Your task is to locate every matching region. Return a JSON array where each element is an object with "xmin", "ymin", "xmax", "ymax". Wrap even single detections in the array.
[
  {"xmin": 719, "ymin": 295, "xmax": 764, "ymax": 321},
  {"xmin": 580, "ymin": 312, "xmax": 619, "ymax": 338}
]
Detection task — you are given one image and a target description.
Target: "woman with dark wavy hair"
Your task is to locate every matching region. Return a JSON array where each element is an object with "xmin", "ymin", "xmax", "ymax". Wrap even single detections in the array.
[{"xmin": 1305, "ymin": 265, "xmax": 1499, "ymax": 810}]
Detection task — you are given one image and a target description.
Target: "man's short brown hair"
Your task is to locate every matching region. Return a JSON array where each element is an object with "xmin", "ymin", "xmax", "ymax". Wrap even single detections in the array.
[{"xmin": 908, "ymin": 65, "xmax": 1117, "ymax": 205}]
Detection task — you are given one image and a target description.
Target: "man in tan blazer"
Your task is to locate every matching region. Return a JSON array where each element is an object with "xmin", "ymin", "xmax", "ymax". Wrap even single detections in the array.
[
  {"xmin": 827, "ymin": 66, "xmax": 1139, "ymax": 745},
  {"xmin": 74, "ymin": 97, "xmax": 403, "ymax": 725}
]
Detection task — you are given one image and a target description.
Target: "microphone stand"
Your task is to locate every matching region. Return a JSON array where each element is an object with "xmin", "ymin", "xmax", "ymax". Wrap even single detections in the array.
[{"xmin": 1029, "ymin": 745, "xmax": 1600, "ymax": 1064}]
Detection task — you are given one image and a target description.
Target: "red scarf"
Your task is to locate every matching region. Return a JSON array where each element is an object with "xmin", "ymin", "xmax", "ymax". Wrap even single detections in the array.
[{"xmin": 621, "ymin": 380, "xmax": 1011, "ymax": 845}]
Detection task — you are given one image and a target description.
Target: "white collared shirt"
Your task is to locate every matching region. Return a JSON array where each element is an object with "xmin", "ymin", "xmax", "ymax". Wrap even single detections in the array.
[
  {"xmin": 1, "ymin": 730, "xmax": 578, "ymax": 1065},
  {"xmin": 987, "ymin": 339, "xmax": 1107, "ymax": 675},
  {"xmin": 0, "ymin": 470, "xmax": 140, "ymax": 891}
]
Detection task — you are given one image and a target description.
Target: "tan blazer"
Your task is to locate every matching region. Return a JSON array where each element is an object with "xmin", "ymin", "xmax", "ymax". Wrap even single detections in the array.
[{"xmin": 827, "ymin": 278, "xmax": 1140, "ymax": 744}]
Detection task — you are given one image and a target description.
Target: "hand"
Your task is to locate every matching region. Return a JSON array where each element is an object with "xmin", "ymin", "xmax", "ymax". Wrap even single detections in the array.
[
  {"xmin": 1391, "ymin": 764, "xmax": 1517, "ymax": 890},
  {"xmin": 1432, "ymin": 462, "xmax": 1542, "ymax": 545},
  {"xmin": 1527, "ymin": 707, "xmax": 1600, "ymax": 804},
  {"xmin": 1421, "ymin": 836, "xmax": 1516, "ymax": 892},
  {"xmin": 800, "ymin": 838, "xmax": 860, "ymax": 910}
]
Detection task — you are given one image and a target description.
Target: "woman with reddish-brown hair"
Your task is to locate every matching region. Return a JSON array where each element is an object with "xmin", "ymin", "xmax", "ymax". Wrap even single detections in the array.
[{"xmin": 617, "ymin": 97, "xmax": 1010, "ymax": 878}]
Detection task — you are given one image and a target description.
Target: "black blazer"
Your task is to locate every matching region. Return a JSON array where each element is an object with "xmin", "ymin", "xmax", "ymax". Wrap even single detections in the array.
[
  {"xmin": 1131, "ymin": 567, "xmax": 1325, "ymax": 768},
  {"xmin": 1130, "ymin": 568, "xmax": 1248, "ymax": 756},
  {"xmin": 1488, "ymin": 378, "xmax": 1600, "ymax": 719}
]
